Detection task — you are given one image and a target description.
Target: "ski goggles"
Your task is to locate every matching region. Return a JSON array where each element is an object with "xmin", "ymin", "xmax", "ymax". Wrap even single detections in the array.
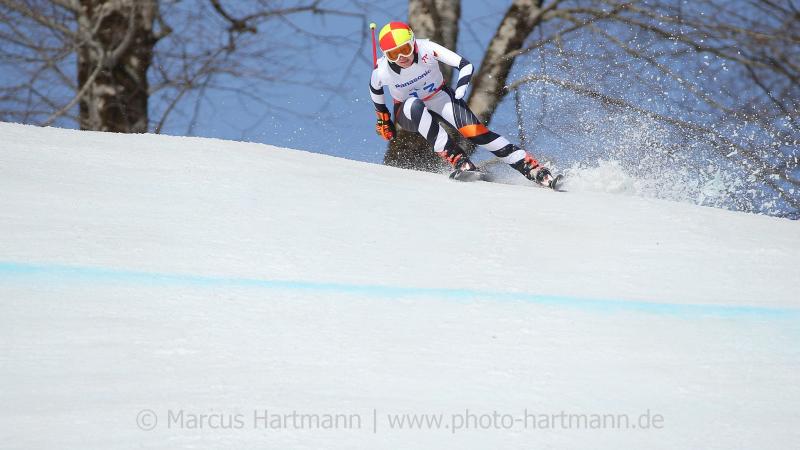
[{"xmin": 385, "ymin": 41, "xmax": 414, "ymax": 62}]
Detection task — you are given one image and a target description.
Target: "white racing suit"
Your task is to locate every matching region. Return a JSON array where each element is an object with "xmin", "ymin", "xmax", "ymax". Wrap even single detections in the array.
[{"xmin": 369, "ymin": 39, "xmax": 540, "ymax": 175}]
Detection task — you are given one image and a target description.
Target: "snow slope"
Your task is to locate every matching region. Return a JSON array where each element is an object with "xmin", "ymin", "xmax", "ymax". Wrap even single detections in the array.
[{"xmin": 0, "ymin": 122, "xmax": 798, "ymax": 449}]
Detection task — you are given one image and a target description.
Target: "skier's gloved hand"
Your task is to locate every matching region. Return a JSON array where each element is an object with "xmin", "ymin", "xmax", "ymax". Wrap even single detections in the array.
[
  {"xmin": 375, "ymin": 111, "xmax": 395, "ymax": 141},
  {"xmin": 454, "ymin": 84, "xmax": 468, "ymax": 100}
]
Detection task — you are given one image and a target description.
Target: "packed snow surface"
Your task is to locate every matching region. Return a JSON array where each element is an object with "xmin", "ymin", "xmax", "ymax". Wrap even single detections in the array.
[{"xmin": 1, "ymin": 122, "xmax": 798, "ymax": 449}]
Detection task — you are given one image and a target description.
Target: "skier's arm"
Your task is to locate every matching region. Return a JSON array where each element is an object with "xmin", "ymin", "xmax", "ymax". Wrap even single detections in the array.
[
  {"xmin": 369, "ymin": 68, "xmax": 395, "ymax": 140},
  {"xmin": 428, "ymin": 41, "xmax": 473, "ymax": 100},
  {"xmin": 369, "ymin": 68, "xmax": 390, "ymax": 115}
]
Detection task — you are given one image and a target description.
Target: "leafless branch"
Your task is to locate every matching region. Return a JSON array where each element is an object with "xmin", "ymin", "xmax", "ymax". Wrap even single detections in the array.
[{"xmin": 509, "ymin": 74, "xmax": 800, "ymax": 209}]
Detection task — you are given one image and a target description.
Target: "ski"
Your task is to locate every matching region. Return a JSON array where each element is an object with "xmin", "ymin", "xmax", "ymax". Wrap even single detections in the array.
[
  {"xmin": 449, "ymin": 169, "xmax": 485, "ymax": 182},
  {"xmin": 449, "ymin": 167, "xmax": 563, "ymax": 190},
  {"xmin": 549, "ymin": 174, "xmax": 565, "ymax": 191}
]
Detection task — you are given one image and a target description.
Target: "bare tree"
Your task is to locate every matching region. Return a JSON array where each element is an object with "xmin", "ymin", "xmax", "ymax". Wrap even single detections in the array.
[
  {"xmin": 0, "ymin": 0, "xmax": 363, "ymax": 133},
  {"xmin": 508, "ymin": 0, "xmax": 799, "ymax": 216},
  {"xmin": 392, "ymin": 0, "xmax": 798, "ymax": 217},
  {"xmin": 76, "ymin": 1, "xmax": 161, "ymax": 132}
]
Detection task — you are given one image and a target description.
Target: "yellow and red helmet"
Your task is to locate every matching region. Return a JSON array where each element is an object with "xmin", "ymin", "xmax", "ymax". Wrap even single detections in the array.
[{"xmin": 379, "ymin": 22, "xmax": 416, "ymax": 61}]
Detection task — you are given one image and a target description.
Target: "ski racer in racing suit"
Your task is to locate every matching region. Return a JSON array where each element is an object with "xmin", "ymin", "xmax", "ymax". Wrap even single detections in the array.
[{"xmin": 370, "ymin": 21, "xmax": 558, "ymax": 187}]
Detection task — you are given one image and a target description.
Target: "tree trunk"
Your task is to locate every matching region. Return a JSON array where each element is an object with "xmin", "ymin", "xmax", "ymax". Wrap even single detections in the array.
[
  {"xmin": 467, "ymin": 0, "xmax": 546, "ymax": 124},
  {"xmin": 384, "ymin": 0, "xmax": 461, "ymax": 171},
  {"xmin": 77, "ymin": 0, "xmax": 157, "ymax": 133}
]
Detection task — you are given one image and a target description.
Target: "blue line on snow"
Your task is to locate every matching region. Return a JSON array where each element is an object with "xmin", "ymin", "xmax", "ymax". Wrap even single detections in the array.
[{"xmin": 0, "ymin": 261, "xmax": 797, "ymax": 318}]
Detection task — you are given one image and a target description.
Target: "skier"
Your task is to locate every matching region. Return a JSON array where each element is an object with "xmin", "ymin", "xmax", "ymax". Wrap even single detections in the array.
[{"xmin": 369, "ymin": 21, "xmax": 560, "ymax": 188}]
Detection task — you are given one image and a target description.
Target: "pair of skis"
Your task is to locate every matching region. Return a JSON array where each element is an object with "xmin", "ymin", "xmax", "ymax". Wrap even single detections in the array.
[{"xmin": 449, "ymin": 168, "xmax": 565, "ymax": 191}]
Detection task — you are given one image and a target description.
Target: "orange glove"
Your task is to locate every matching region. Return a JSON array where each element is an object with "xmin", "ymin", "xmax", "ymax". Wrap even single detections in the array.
[{"xmin": 375, "ymin": 111, "xmax": 395, "ymax": 141}]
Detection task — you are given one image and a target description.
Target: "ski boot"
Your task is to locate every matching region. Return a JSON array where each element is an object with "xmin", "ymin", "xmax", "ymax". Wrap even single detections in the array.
[
  {"xmin": 438, "ymin": 146, "xmax": 482, "ymax": 181},
  {"xmin": 515, "ymin": 154, "xmax": 562, "ymax": 190}
]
